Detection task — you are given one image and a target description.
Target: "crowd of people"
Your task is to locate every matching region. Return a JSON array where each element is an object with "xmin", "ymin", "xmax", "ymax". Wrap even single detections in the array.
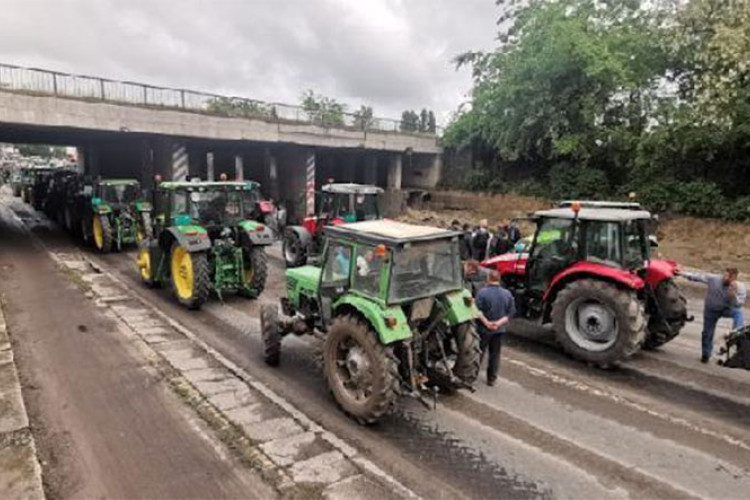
[{"xmin": 450, "ymin": 218, "xmax": 522, "ymax": 263}]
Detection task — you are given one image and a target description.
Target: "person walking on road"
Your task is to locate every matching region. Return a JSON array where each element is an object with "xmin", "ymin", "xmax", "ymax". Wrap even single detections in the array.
[
  {"xmin": 476, "ymin": 270, "xmax": 516, "ymax": 386},
  {"xmin": 680, "ymin": 267, "xmax": 746, "ymax": 363}
]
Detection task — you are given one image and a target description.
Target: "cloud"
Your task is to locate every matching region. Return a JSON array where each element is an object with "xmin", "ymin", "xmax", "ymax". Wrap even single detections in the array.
[{"xmin": 0, "ymin": 0, "xmax": 499, "ymax": 124}]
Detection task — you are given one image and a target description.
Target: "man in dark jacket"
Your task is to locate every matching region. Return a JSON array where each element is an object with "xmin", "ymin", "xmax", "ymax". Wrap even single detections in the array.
[
  {"xmin": 476, "ymin": 270, "xmax": 516, "ymax": 385},
  {"xmin": 472, "ymin": 219, "xmax": 491, "ymax": 261}
]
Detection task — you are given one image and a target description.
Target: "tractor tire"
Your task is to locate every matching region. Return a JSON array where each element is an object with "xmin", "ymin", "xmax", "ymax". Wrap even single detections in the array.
[
  {"xmin": 239, "ymin": 246, "xmax": 268, "ymax": 299},
  {"xmin": 283, "ymin": 229, "xmax": 308, "ymax": 268},
  {"xmin": 92, "ymin": 215, "xmax": 114, "ymax": 253},
  {"xmin": 643, "ymin": 279, "xmax": 688, "ymax": 350},
  {"xmin": 551, "ymin": 279, "xmax": 646, "ymax": 368},
  {"xmin": 169, "ymin": 243, "xmax": 210, "ymax": 310},
  {"xmin": 136, "ymin": 245, "xmax": 157, "ymax": 288},
  {"xmin": 452, "ymin": 322, "xmax": 482, "ymax": 384},
  {"xmin": 136, "ymin": 212, "xmax": 153, "ymax": 244},
  {"xmin": 260, "ymin": 304, "xmax": 281, "ymax": 366},
  {"xmin": 12, "ymin": 186, "xmax": 20, "ymax": 197},
  {"xmin": 323, "ymin": 314, "xmax": 399, "ymax": 425}
]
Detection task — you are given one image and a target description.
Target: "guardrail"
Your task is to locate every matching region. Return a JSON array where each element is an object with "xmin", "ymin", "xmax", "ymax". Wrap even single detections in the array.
[{"xmin": 0, "ymin": 62, "xmax": 441, "ymax": 136}]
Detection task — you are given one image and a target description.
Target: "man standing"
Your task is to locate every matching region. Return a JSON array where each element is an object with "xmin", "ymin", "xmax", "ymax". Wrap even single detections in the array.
[
  {"xmin": 472, "ymin": 219, "xmax": 491, "ymax": 261},
  {"xmin": 476, "ymin": 270, "xmax": 516, "ymax": 385},
  {"xmin": 681, "ymin": 268, "xmax": 746, "ymax": 363}
]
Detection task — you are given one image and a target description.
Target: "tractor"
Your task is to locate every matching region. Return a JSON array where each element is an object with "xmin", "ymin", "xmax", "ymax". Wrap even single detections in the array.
[
  {"xmin": 43, "ymin": 169, "xmax": 80, "ymax": 225},
  {"xmin": 79, "ymin": 179, "xmax": 152, "ymax": 253},
  {"xmin": 282, "ymin": 183, "xmax": 383, "ymax": 268},
  {"xmin": 482, "ymin": 202, "xmax": 689, "ymax": 367},
  {"xmin": 136, "ymin": 180, "xmax": 274, "ymax": 309},
  {"xmin": 10, "ymin": 167, "xmax": 29, "ymax": 197},
  {"xmin": 24, "ymin": 166, "xmax": 56, "ymax": 210},
  {"xmin": 261, "ymin": 220, "xmax": 481, "ymax": 424}
]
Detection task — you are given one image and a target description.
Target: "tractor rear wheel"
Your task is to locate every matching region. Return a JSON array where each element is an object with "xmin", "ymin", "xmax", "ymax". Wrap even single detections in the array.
[
  {"xmin": 643, "ymin": 279, "xmax": 688, "ymax": 350},
  {"xmin": 260, "ymin": 304, "xmax": 281, "ymax": 366},
  {"xmin": 240, "ymin": 246, "xmax": 268, "ymax": 299},
  {"xmin": 283, "ymin": 229, "xmax": 307, "ymax": 268},
  {"xmin": 452, "ymin": 323, "xmax": 482, "ymax": 384},
  {"xmin": 92, "ymin": 215, "xmax": 113, "ymax": 253},
  {"xmin": 169, "ymin": 243, "xmax": 210, "ymax": 310},
  {"xmin": 551, "ymin": 279, "xmax": 646, "ymax": 367},
  {"xmin": 324, "ymin": 315, "xmax": 398, "ymax": 425}
]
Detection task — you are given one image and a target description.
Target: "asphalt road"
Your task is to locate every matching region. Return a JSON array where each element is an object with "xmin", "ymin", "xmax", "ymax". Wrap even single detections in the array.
[
  {"xmin": 0, "ymin": 194, "xmax": 276, "ymax": 498},
  {"xmin": 5, "ymin": 190, "xmax": 750, "ymax": 499}
]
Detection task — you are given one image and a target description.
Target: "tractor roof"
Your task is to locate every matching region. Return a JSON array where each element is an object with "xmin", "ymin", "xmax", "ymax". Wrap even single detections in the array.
[
  {"xmin": 321, "ymin": 183, "xmax": 383, "ymax": 195},
  {"xmin": 326, "ymin": 220, "xmax": 458, "ymax": 246},
  {"xmin": 535, "ymin": 207, "xmax": 652, "ymax": 221},
  {"xmin": 98, "ymin": 178, "xmax": 139, "ymax": 185},
  {"xmin": 158, "ymin": 180, "xmax": 259, "ymax": 191},
  {"xmin": 558, "ymin": 200, "xmax": 642, "ymax": 210}
]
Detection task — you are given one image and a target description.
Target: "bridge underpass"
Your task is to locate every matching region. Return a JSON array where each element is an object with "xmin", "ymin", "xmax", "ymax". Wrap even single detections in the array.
[{"xmin": 0, "ymin": 63, "xmax": 443, "ymax": 221}]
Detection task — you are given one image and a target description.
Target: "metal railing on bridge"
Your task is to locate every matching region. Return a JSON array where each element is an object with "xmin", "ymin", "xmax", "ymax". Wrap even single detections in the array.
[{"xmin": 0, "ymin": 62, "xmax": 441, "ymax": 137}]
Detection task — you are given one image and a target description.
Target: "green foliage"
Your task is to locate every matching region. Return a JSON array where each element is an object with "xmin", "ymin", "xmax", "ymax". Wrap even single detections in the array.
[
  {"xmin": 206, "ymin": 97, "xmax": 276, "ymax": 120},
  {"xmin": 444, "ymin": 0, "xmax": 750, "ymax": 223},
  {"xmin": 400, "ymin": 109, "xmax": 436, "ymax": 133},
  {"xmin": 353, "ymin": 105, "xmax": 374, "ymax": 130},
  {"xmin": 300, "ymin": 90, "xmax": 346, "ymax": 127}
]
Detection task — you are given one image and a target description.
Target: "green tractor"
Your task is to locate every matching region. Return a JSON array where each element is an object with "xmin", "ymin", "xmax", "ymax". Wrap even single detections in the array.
[
  {"xmin": 261, "ymin": 220, "xmax": 481, "ymax": 424},
  {"xmin": 136, "ymin": 180, "xmax": 274, "ymax": 309},
  {"xmin": 81, "ymin": 179, "xmax": 152, "ymax": 253}
]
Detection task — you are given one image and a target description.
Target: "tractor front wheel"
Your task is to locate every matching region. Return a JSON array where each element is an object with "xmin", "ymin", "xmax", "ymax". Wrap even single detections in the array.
[
  {"xmin": 323, "ymin": 315, "xmax": 398, "ymax": 425},
  {"xmin": 282, "ymin": 229, "xmax": 308, "ymax": 268},
  {"xmin": 643, "ymin": 279, "xmax": 688, "ymax": 350},
  {"xmin": 136, "ymin": 245, "xmax": 157, "ymax": 288},
  {"xmin": 92, "ymin": 215, "xmax": 113, "ymax": 253},
  {"xmin": 551, "ymin": 279, "xmax": 646, "ymax": 367},
  {"xmin": 136, "ymin": 212, "xmax": 153, "ymax": 244},
  {"xmin": 260, "ymin": 304, "xmax": 281, "ymax": 366},
  {"xmin": 240, "ymin": 246, "xmax": 268, "ymax": 299},
  {"xmin": 169, "ymin": 243, "xmax": 210, "ymax": 310}
]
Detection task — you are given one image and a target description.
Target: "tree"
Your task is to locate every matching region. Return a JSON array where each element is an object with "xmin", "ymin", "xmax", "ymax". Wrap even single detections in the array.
[
  {"xmin": 353, "ymin": 105, "xmax": 375, "ymax": 130},
  {"xmin": 206, "ymin": 97, "xmax": 276, "ymax": 120},
  {"xmin": 300, "ymin": 90, "xmax": 346, "ymax": 127},
  {"xmin": 17, "ymin": 144, "xmax": 65, "ymax": 158},
  {"xmin": 400, "ymin": 110, "xmax": 420, "ymax": 132}
]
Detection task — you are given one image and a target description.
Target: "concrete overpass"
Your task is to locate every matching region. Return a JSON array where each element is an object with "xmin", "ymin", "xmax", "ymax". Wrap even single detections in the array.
[{"xmin": 0, "ymin": 63, "xmax": 443, "ymax": 220}]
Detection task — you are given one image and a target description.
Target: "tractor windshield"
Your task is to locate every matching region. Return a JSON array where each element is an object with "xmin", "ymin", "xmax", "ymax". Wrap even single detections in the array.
[
  {"xmin": 187, "ymin": 189, "xmax": 254, "ymax": 225},
  {"xmin": 101, "ymin": 183, "xmax": 139, "ymax": 205},
  {"xmin": 388, "ymin": 239, "xmax": 462, "ymax": 303},
  {"xmin": 320, "ymin": 193, "xmax": 379, "ymax": 223}
]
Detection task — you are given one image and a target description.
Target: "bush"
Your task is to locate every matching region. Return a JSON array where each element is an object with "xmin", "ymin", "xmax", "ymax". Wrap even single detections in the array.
[{"xmin": 548, "ymin": 163, "xmax": 610, "ymax": 200}]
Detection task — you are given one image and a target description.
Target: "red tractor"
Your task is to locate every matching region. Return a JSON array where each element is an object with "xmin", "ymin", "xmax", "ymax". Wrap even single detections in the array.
[
  {"xmin": 482, "ymin": 202, "xmax": 689, "ymax": 366},
  {"xmin": 282, "ymin": 183, "xmax": 383, "ymax": 267}
]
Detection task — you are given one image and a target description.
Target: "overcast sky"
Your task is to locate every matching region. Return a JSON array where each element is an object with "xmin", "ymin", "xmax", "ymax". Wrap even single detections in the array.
[{"xmin": 0, "ymin": 0, "xmax": 500, "ymax": 124}]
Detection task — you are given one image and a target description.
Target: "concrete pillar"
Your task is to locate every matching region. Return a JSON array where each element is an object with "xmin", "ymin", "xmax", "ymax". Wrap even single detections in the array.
[
  {"xmin": 207, "ymin": 152, "xmax": 215, "ymax": 181},
  {"xmin": 75, "ymin": 146, "xmax": 86, "ymax": 174},
  {"xmin": 305, "ymin": 149, "xmax": 316, "ymax": 216},
  {"xmin": 265, "ymin": 147, "xmax": 279, "ymax": 201},
  {"xmin": 235, "ymin": 155, "xmax": 244, "ymax": 181},
  {"xmin": 387, "ymin": 153, "xmax": 402, "ymax": 190},
  {"xmin": 172, "ymin": 141, "xmax": 188, "ymax": 182},
  {"xmin": 364, "ymin": 155, "xmax": 378, "ymax": 186}
]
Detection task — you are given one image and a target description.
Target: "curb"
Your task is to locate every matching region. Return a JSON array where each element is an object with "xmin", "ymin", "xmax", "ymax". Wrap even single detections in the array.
[
  {"xmin": 50, "ymin": 250, "xmax": 418, "ymax": 499},
  {"xmin": 0, "ymin": 296, "xmax": 45, "ymax": 499}
]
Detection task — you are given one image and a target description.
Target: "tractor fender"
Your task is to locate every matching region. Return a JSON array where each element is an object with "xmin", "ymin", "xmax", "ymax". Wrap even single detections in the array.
[
  {"xmin": 285, "ymin": 225, "xmax": 313, "ymax": 248},
  {"xmin": 544, "ymin": 262, "xmax": 645, "ymax": 303},
  {"xmin": 238, "ymin": 220, "xmax": 274, "ymax": 246},
  {"xmin": 334, "ymin": 296, "xmax": 412, "ymax": 345},
  {"xmin": 439, "ymin": 289, "xmax": 479, "ymax": 326},
  {"xmin": 644, "ymin": 259, "xmax": 678, "ymax": 288},
  {"xmin": 161, "ymin": 226, "xmax": 211, "ymax": 252}
]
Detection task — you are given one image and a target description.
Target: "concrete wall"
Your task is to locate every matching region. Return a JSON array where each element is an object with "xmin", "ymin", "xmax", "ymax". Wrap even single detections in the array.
[
  {"xmin": 0, "ymin": 91, "xmax": 442, "ymax": 155},
  {"xmin": 401, "ymin": 153, "xmax": 442, "ymax": 189}
]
